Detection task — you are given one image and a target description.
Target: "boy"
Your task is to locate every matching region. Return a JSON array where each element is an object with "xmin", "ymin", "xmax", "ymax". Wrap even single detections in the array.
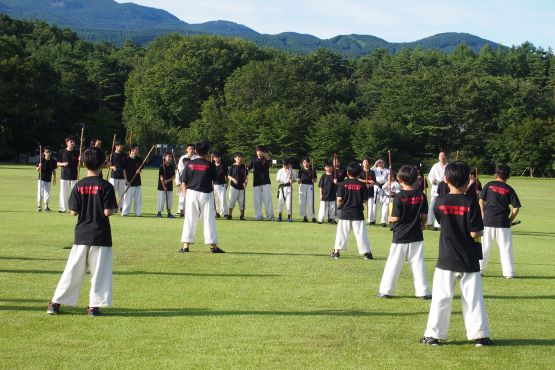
[
  {"xmin": 276, "ymin": 158, "xmax": 297, "ymax": 222},
  {"xmin": 227, "ymin": 152, "xmax": 248, "ymax": 220},
  {"xmin": 359, "ymin": 158, "xmax": 376, "ymax": 224},
  {"xmin": 157, "ymin": 152, "xmax": 176, "ymax": 218},
  {"xmin": 212, "ymin": 151, "xmax": 228, "ymax": 218},
  {"xmin": 108, "ymin": 140, "xmax": 127, "ymax": 208},
  {"xmin": 36, "ymin": 146, "xmax": 57, "ymax": 212},
  {"xmin": 378, "ymin": 165, "xmax": 431, "ymax": 299},
  {"xmin": 47, "ymin": 147, "xmax": 118, "ymax": 317},
  {"xmin": 380, "ymin": 172, "xmax": 401, "ymax": 227},
  {"xmin": 122, "ymin": 145, "xmax": 143, "ymax": 217},
  {"xmin": 176, "ymin": 144, "xmax": 197, "ymax": 217},
  {"xmin": 330, "ymin": 162, "xmax": 373, "ymax": 260},
  {"xmin": 421, "ymin": 161, "xmax": 492, "ymax": 347},
  {"xmin": 179, "ymin": 140, "xmax": 224, "ymax": 253},
  {"xmin": 57, "ymin": 135, "xmax": 80, "ymax": 213},
  {"xmin": 249, "ymin": 145, "xmax": 274, "ymax": 221},
  {"xmin": 317, "ymin": 160, "xmax": 336, "ymax": 224},
  {"xmin": 479, "ymin": 164, "xmax": 521, "ymax": 278},
  {"xmin": 298, "ymin": 157, "xmax": 317, "ymax": 223}
]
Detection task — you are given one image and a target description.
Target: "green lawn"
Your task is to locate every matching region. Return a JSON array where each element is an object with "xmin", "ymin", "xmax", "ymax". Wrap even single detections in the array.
[{"xmin": 0, "ymin": 164, "xmax": 554, "ymax": 369}]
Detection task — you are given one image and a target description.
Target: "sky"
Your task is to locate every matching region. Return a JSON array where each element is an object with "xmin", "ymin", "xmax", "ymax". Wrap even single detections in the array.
[{"xmin": 115, "ymin": 0, "xmax": 554, "ymax": 49}]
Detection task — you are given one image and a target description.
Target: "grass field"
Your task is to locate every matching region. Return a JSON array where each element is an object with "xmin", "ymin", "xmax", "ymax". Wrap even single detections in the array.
[{"xmin": 0, "ymin": 163, "xmax": 554, "ymax": 369}]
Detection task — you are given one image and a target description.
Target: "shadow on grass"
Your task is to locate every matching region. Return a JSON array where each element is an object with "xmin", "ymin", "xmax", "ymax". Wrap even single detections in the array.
[
  {"xmin": 484, "ymin": 295, "xmax": 555, "ymax": 300},
  {"xmin": 228, "ymin": 251, "xmax": 386, "ymax": 260},
  {"xmin": 513, "ymin": 231, "xmax": 555, "ymax": 238},
  {"xmin": 0, "ymin": 269, "xmax": 281, "ymax": 278},
  {"xmin": 444, "ymin": 339, "xmax": 555, "ymax": 346},
  {"xmin": 482, "ymin": 275, "xmax": 555, "ymax": 280},
  {"xmin": 0, "ymin": 256, "xmax": 66, "ymax": 261}
]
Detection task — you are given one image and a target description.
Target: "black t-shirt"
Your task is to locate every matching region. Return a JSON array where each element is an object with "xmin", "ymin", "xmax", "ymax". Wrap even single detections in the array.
[
  {"xmin": 158, "ymin": 163, "xmax": 175, "ymax": 191},
  {"xmin": 68, "ymin": 176, "xmax": 117, "ymax": 246},
  {"xmin": 335, "ymin": 167, "xmax": 347, "ymax": 183},
  {"xmin": 229, "ymin": 164, "xmax": 248, "ymax": 190},
  {"xmin": 318, "ymin": 174, "xmax": 336, "ymax": 201},
  {"xmin": 181, "ymin": 158, "xmax": 217, "ymax": 193},
  {"xmin": 37, "ymin": 158, "xmax": 57, "ymax": 182},
  {"xmin": 437, "ymin": 181, "xmax": 450, "ymax": 196},
  {"xmin": 110, "ymin": 152, "xmax": 127, "ymax": 179},
  {"xmin": 391, "ymin": 189, "xmax": 428, "ymax": 243},
  {"xmin": 249, "ymin": 157, "xmax": 271, "ymax": 187},
  {"xmin": 58, "ymin": 148, "xmax": 80, "ymax": 180},
  {"xmin": 299, "ymin": 167, "xmax": 317, "ymax": 185},
  {"xmin": 481, "ymin": 181, "xmax": 521, "ymax": 228},
  {"xmin": 434, "ymin": 194, "xmax": 484, "ymax": 272},
  {"xmin": 337, "ymin": 178, "xmax": 367, "ymax": 220},
  {"xmin": 124, "ymin": 156, "xmax": 142, "ymax": 187},
  {"xmin": 358, "ymin": 170, "xmax": 376, "ymax": 198},
  {"xmin": 214, "ymin": 163, "xmax": 228, "ymax": 185}
]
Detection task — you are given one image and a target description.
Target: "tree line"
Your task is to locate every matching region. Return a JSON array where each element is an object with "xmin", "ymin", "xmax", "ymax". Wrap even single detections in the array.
[{"xmin": 1, "ymin": 15, "xmax": 554, "ymax": 175}]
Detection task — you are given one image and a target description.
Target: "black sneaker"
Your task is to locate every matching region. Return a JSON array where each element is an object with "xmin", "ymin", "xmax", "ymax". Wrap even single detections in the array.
[
  {"xmin": 312, "ymin": 218, "xmax": 317, "ymax": 223},
  {"xmin": 211, "ymin": 247, "xmax": 225, "ymax": 253},
  {"xmin": 87, "ymin": 307, "xmax": 101, "ymax": 317},
  {"xmin": 363, "ymin": 252, "xmax": 374, "ymax": 260},
  {"xmin": 179, "ymin": 211, "xmax": 184, "ymax": 218},
  {"xmin": 331, "ymin": 220, "xmax": 337, "ymax": 225},
  {"xmin": 303, "ymin": 217, "xmax": 308, "ymax": 223},
  {"xmin": 370, "ymin": 221, "xmax": 376, "ymax": 225},
  {"xmin": 417, "ymin": 295, "xmax": 432, "ymax": 300},
  {"xmin": 178, "ymin": 247, "xmax": 189, "ymax": 253},
  {"xmin": 330, "ymin": 251, "xmax": 340, "ymax": 259},
  {"xmin": 240, "ymin": 216, "xmax": 245, "ymax": 221},
  {"xmin": 381, "ymin": 223, "xmax": 387, "ymax": 227},
  {"xmin": 377, "ymin": 292, "xmax": 392, "ymax": 299},
  {"xmin": 167, "ymin": 213, "xmax": 175, "ymax": 219},
  {"xmin": 58, "ymin": 210, "xmax": 66, "ymax": 213},
  {"xmin": 474, "ymin": 337, "xmax": 493, "ymax": 347},
  {"xmin": 216, "ymin": 213, "xmax": 221, "ymax": 218},
  {"xmin": 317, "ymin": 221, "xmax": 322, "ymax": 224},
  {"xmin": 47, "ymin": 302, "xmax": 60, "ymax": 315},
  {"xmin": 420, "ymin": 336, "xmax": 439, "ymax": 346},
  {"xmin": 44, "ymin": 207, "xmax": 52, "ymax": 212}
]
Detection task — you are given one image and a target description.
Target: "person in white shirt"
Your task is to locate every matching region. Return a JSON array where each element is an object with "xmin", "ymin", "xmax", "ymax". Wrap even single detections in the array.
[
  {"xmin": 372, "ymin": 158, "xmax": 390, "ymax": 225},
  {"xmin": 427, "ymin": 152, "xmax": 448, "ymax": 229},
  {"xmin": 176, "ymin": 144, "xmax": 198, "ymax": 217},
  {"xmin": 276, "ymin": 158, "xmax": 297, "ymax": 222},
  {"xmin": 381, "ymin": 172, "xmax": 401, "ymax": 227}
]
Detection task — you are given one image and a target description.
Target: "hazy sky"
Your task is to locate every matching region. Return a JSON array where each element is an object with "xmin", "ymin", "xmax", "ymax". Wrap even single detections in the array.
[{"xmin": 115, "ymin": 0, "xmax": 553, "ymax": 49}]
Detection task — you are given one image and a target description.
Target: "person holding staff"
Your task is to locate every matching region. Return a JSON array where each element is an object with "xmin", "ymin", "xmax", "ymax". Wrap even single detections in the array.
[
  {"xmin": 108, "ymin": 140, "xmax": 127, "ymax": 210},
  {"xmin": 57, "ymin": 135, "xmax": 80, "ymax": 213},
  {"xmin": 359, "ymin": 158, "xmax": 377, "ymax": 224},
  {"xmin": 36, "ymin": 146, "xmax": 57, "ymax": 212},
  {"xmin": 156, "ymin": 152, "xmax": 176, "ymax": 218},
  {"xmin": 122, "ymin": 145, "xmax": 143, "ymax": 217}
]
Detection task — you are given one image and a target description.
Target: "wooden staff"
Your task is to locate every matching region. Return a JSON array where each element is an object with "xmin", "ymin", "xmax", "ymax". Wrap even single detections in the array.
[
  {"xmin": 289, "ymin": 166, "xmax": 293, "ymax": 221},
  {"xmin": 243, "ymin": 164, "xmax": 248, "ymax": 215},
  {"xmin": 38, "ymin": 144, "xmax": 42, "ymax": 182},
  {"xmin": 77, "ymin": 126, "xmax": 84, "ymax": 181},
  {"xmin": 388, "ymin": 150, "xmax": 393, "ymax": 217},
  {"xmin": 106, "ymin": 133, "xmax": 117, "ymax": 179},
  {"xmin": 118, "ymin": 144, "xmax": 155, "ymax": 205},
  {"xmin": 421, "ymin": 162, "xmax": 428, "ymax": 230},
  {"xmin": 333, "ymin": 153, "xmax": 337, "ymax": 180},
  {"xmin": 311, "ymin": 158, "xmax": 315, "ymax": 218},
  {"xmin": 128, "ymin": 129, "xmax": 133, "ymax": 152}
]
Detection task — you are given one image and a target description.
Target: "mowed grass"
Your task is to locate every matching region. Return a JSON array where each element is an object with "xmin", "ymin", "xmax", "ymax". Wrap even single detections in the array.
[{"xmin": 0, "ymin": 163, "xmax": 554, "ymax": 369}]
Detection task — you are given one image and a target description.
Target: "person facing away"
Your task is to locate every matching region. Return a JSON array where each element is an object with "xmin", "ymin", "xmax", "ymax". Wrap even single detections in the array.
[{"xmin": 36, "ymin": 146, "xmax": 57, "ymax": 212}]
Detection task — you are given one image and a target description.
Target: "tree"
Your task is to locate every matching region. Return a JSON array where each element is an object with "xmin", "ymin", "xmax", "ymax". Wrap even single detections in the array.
[{"xmin": 308, "ymin": 113, "xmax": 354, "ymax": 166}]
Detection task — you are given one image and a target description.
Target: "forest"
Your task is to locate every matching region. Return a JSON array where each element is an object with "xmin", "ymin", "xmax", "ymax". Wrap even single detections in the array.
[{"xmin": 1, "ymin": 14, "xmax": 554, "ymax": 175}]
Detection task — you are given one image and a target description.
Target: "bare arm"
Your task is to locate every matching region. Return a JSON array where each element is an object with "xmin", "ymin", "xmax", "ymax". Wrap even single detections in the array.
[
  {"xmin": 510, "ymin": 208, "xmax": 520, "ymax": 223},
  {"xmin": 470, "ymin": 231, "xmax": 483, "ymax": 238},
  {"xmin": 388, "ymin": 216, "xmax": 400, "ymax": 223},
  {"xmin": 71, "ymin": 210, "xmax": 78, "ymax": 216},
  {"xmin": 479, "ymin": 199, "xmax": 485, "ymax": 218},
  {"xmin": 336, "ymin": 196, "xmax": 343, "ymax": 208},
  {"xmin": 104, "ymin": 208, "xmax": 116, "ymax": 217}
]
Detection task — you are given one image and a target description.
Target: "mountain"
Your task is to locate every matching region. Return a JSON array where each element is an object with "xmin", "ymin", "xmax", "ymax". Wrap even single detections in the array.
[{"xmin": 0, "ymin": 0, "xmax": 502, "ymax": 56}]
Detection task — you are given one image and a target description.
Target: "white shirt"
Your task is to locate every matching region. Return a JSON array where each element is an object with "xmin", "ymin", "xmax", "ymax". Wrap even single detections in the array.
[
  {"xmin": 372, "ymin": 166, "xmax": 390, "ymax": 185},
  {"xmin": 383, "ymin": 181, "xmax": 401, "ymax": 197},
  {"xmin": 428, "ymin": 162, "xmax": 447, "ymax": 195},
  {"xmin": 176, "ymin": 154, "xmax": 199, "ymax": 185},
  {"xmin": 276, "ymin": 167, "xmax": 297, "ymax": 185}
]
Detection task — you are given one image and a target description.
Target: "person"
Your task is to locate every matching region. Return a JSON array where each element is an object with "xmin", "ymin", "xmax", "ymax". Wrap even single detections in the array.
[
  {"xmin": 227, "ymin": 152, "xmax": 248, "ymax": 220},
  {"xmin": 359, "ymin": 158, "xmax": 377, "ymax": 224},
  {"xmin": 276, "ymin": 158, "xmax": 297, "ymax": 222},
  {"xmin": 176, "ymin": 144, "xmax": 197, "ymax": 217},
  {"xmin": 298, "ymin": 157, "xmax": 317, "ymax": 223},
  {"xmin": 122, "ymin": 145, "xmax": 143, "ymax": 217},
  {"xmin": 377, "ymin": 165, "xmax": 431, "ymax": 299},
  {"xmin": 330, "ymin": 162, "xmax": 373, "ymax": 260},
  {"xmin": 421, "ymin": 161, "xmax": 492, "ymax": 347},
  {"xmin": 372, "ymin": 158, "xmax": 389, "ymax": 225},
  {"xmin": 108, "ymin": 140, "xmax": 127, "ymax": 210},
  {"xmin": 57, "ymin": 136, "xmax": 80, "ymax": 213},
  {"xmin": 466, "ymin": 169, "xmax": 482, "ymax": 199},
  {"xmin": 317, "ymin": 160, "xmax": 336, "ymax": 224},
  {"xmin": 36, "ymin": 146, "xmax": 57, "ymax": 212},
  {"xmin": 46, "ymin": 147, "xmax": 118, "ymax": 317},
  {"xmin": 479, "ymin": 164, "xmax": 521, "ymax": 279},
  {"xmin": 157, "ymin": 152, "xmax": 176, "ymax": 218},
  {"xmin": 212, "ymin": 151, "xmax": 228, "ymax": 218},
  {"xmin": 427, "ymin": 152, "xmax": 448, "ymax": 229},
  {"xmin": 249, "ymin": 145, "xmax": 274, "ymax": 221},
  {"xmin": 380, "ymin": 172, "xmax": 401, "ymax": 227},
  {"xmin": 179, "ymin": 140, "xmax": 224, "ymax": 253}
]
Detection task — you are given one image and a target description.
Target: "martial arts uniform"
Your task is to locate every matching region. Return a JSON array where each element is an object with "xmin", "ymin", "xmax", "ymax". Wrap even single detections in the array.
[
  {"xmin": 317, "ymin": 173, "xmax": 336, "ymax": 223},
  {"xmin": 249, "ymin": 157, "xmax": 274, "ymax": 221},
  {"xmin": 372, "ymin": 166, "xmax": 390, "ymax": 224},
  {"xmin": 176, "ymin": 154, "xmax": 198, "ymax": 214},
  {"xmin": 298, "ymin": 167, "xmax": 317, "ymax": 220},
  {"xmin": 122, "ymin": 155, "xmax": 143, "ymax": 216},
  {"xmin": 427, "ymin": 162, "xmax": 447, "ymax": 227},
  {"xmin": 380, "ymin": 180, "xmax": 401, "ymax": 225},
  {"xmin": 37, "ymin": 158, "xmax": 57, "ymax": 209},
  {"xmin": 228, "ymin": 164, "xmax": 248, "ymax": 212},
  {"xmin": 213, "ymin": 163, "xmax": 228, "ymax": 217},
  {"xmin": 109, "ymin": 151, "xmax": 127, "ymax": 206},
  {"xmin": 58, "ymin": 148, "xmax": 80, "ymax": 212},
  {"xmin": 157, "ymin": 163, "xmax": 175, "ymax": 213},
  {"xmin": 276, "ymin": 167, "xmax": 298, "ymax": 217},
  {"xmin": 359, "ymin": 169, "xmax": 376, "ymax": 223}
]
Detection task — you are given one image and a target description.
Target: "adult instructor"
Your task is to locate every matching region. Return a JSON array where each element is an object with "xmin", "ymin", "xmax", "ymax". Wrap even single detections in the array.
[{"xmin": 427, "ymin": 151, "xmax": 448, "ymax": 229}]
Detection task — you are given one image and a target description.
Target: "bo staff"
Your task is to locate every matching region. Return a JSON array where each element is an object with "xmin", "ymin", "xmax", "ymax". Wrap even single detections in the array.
[
  {"xmin": 333, "ymin": 153, "xmax": 337, "ymax": 180},
  {"xmin": 38, "ymin": 144, "xmax": 43, "ymax": 182},
  {"xmin": 117, "ymin": 144, "xmax": 155, "ymax": 205},
  {"xmin": 242, "ymin": 164, "xmax": 247, "ymax": 214},
  {"xmin": 106, "ymin": 133, "xmax": 117, "ymax": 180},
  {"xmin": 311, "ymin": 158, "xmax": 315, "ymax": 217},
  {"xmin": 77, "ymin": 126, "xmax": 84, "ymax": 181},
  {"xmin": 388, "ymin": 150, "xmax": 393, "ymax": 217},
  {"xmin": 289, "ymin": 166, "xmax": 293, "ymax": 221},
  {"xmin": 421, "ymin": 162, "xmax": 428, "ymax": 230}
]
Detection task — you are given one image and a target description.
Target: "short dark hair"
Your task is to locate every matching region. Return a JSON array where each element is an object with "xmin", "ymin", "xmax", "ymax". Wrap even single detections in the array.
[
  {"xmin": 163, "ymin": 151, "xmax": 172, "ymax": 158},
  {"xmin": 347, "ymin": 162, "xmax": 362, "ymax": 177},
  {"xmin": 302, "ymin": 156, "xmax": 310, "ymax": 163},
  {"xmin": 114, "ymin": 139, "xmax": 123, "ymax": 146},
  {"xmin": 445, "ymin": 161, "xmax": 470, "ymax": 188},
  {"xmin": 233, "ymin": 152, "xmax": 243, "ymax": 158},
  {"xmin": 130, "ymin": 144, "xmax": 138, "ymax": 150},
  {"xmin": 495, "ymin": 164, "xmax": 511, "ymax": 180},
  {"xmin": 282, "ymin": 157, "xmax": 291, "ymax": 165},
  {"xmin": 83, "ymin": 147, "xmax": 106, "ymax": 171},
  {"xmin": 212, "ymin": 150, "xmax": 221, "ymax": 158},
  {"xmin": 65, "ymin": 135, "xmax": 75, "ymax": 143},
  {"xmin": 43, "ymin": 146, "xmax": 51, "ymax": 153},
  {"xmin": 186, "ymin": 143, "xmax": 195, "ymax": 149},
  {"xmin": 397, "ymin": 165, "xmax": 417, "ymax": 184},
  {"xmin": 195, "ymin": 140, "xmax": 210, "ymax": 156},
  {"xmin": 324, "ymin": 160, "xmax": 333, "ymax": 167},
  {"xmin": 255, "ymin": 145, "xmax": 265, "ymax": 152}
]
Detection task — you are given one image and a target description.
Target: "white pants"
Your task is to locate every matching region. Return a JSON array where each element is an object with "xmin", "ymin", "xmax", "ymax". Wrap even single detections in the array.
[
  {"xmin": 228, "ymin": 187, "xmax": 245, "ymax": 210},
  {"xmin": 157, "ymin": 190, "xmax": 173, "ymax": 212},
  {"xmin": 122, "ymin": 186, "xmax": 142, "ymax": 216},
  {"xmin": 318, "ymin": 201, "xmax": 336, "ymax": 222},
  {"xmin": 427, "ymin": 195, "xmax": 440, "ymax": 227},
  {"xmin": 277, "ymin": 185, "xmax": 293, "ymax": 214},
  {"xmin": 181, "ymin": 190, "xmax": 218, "ymax": 244},
  {"xmin": 424, "ymin": 268, "xmax": 490, "ymax": 340},
  {"xmin": 367, "ymin": 197, "xmax": 376, "ymax": 222},
  {"xmin": 480, "ymin": 227, "xmax": 515, "ymax": 277},
  {"xmin": 214, "ymin": 184, "xmax": 228, "ymax": 216},
  {"xmin": 299, "ymin": 184, "xmax": 315, "ymax": 218},
  {"xmin": 253, "ymin": 184, "xmax": 274, "ymax": 220},
  {"xmin": 51, "ymin": 245, "xmax": 113, "ymax": 307},
  {"xmin": 378, "ymin": 241, "xmax": 430, "ymax": 296},
  {"xmin": 37, "ymin": 180, "xmax": 52, "ymax": 207},
  {"xmin": 380, "ymin": 197, "xmax": 392, "ymax": 224},
  {"xmin": 334, "ymin": 219, "xmax": 371, "ymax": 254},
  {"xmin": 59, "ymin": 179, "xmax": 77, "ymax": 212},
  {"xmin": 178, "ymin": 186, "xmax": 186, "ymax": 212},
  {"xmin": 109, "ymin": 178, "xmax": 126, "ymax": 205}
]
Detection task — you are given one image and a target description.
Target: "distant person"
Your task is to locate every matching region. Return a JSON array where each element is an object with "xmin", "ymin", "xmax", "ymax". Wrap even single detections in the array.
[
  {"xmin": 108, "ymin": 140, "xmax": 127, "ymax": 210},
  {"xmin": 276, "ymin": 158, "xmax": 297, "ymax": 222},
  {"xmin": 371, "ymin": 158, "xmax": 389, "ymax": 225},
  {"xmin": 47, "ymin": 147, "xmax": 118, "ymax": 317},
  {"xmin": 57, "ymin": 135, "xmax": 80, "ymax": 213},
  {"xmin": 249, "ymin": 145, "xmax": 274, "ymax": 221},
  {"xmin": 317, "ymin": 160, "xmax": 337, "ymax": 224},
  {"xmin": 36, "ymin": 146, "xmax": 57, "ymax": 212},
  {"xmin": 157, "ymin": 152, "xmax": 176, "ymax": 218},
  {"xmin": 427, "ymin": 152, "xmax": 448, "ymax": 229},
  {"xmin": 122, "ymin": 145, "xmax": 143, "ymax": 217},
  {"xmin": 176, "ymin": 144, "xmax": 197, "ymax": 218},
  {"xmin": 211, "ymin": 151, "xmax": 228, "ymax": 219},
  {"xmin": 380, "ymin": 171, "xmax": 400, "ymax": 227},
  {"xmin": 298, "ymin": 157, "xmax": 317, "ymax": 223},
  {"xmin": 359, "ymin": 158, "xmax": 377, "ymax": 224},
  {"xmin": 227, "ymin": 152, "xmax": 248, "ymax": 220}
]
